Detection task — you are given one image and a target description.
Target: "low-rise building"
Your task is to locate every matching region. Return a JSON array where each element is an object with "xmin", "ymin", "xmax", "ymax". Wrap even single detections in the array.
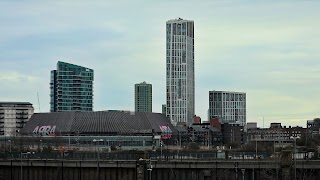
[
  {"xmin": 247, "ymin": 122, "xmax": 257, "ymax": 130},
  {"xmin": 307, "ymin": 118, "xmax": 320, "ymax": 137},
  {"xmin": 221, "ymin": 123, "xmax": 245, "ymax": 145},
  {"xmin": 0, "ymin": 102, "xmax": 34, "ymax": 136},
  {"xmin": 247, "ymin": 123, "xmax": 306, "ymax": 145}
]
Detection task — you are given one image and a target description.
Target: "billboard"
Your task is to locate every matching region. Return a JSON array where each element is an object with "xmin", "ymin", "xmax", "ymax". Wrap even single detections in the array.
[{"xmin": 160, "ymin": 126, "xmax": 172, "ymax": 139}]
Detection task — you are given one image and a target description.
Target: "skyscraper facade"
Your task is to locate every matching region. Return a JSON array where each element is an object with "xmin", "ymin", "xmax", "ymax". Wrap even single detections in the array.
[
  {"xmin": 135, "ymin": 81, "xmax": 152, "ymax": 112},
  {"xmin": 166, "ymin": 18, "xmax": 195, "ymax": 126},
  {"xmin": 209, "ymin": 91, "xmax": 246, "ymax": 126},
  {"xmin": 50, "ymin": 61, "xmax": 94, "ymax": 112}
]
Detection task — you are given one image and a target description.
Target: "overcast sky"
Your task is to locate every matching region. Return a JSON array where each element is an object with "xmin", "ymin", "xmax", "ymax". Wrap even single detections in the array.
[{"xmin": 0, "ymin": 0, "xmax": 319, "ymax": 127}]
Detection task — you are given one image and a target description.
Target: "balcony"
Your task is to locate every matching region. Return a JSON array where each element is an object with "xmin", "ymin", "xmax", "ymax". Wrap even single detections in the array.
[
  {"xmin": 16, "ymin": 112, "xmax": 28, "ymax": 115},
  {"xmin": 16, "ymin": 116, "xmax": 28, "ymax": 119},
  {"xmin": 16, "ymin": 120, "xmax": 27, "ymax": 124},
  {"xmin": 16, "ymin": 125, "xmax": 24, "ymax": 128}
]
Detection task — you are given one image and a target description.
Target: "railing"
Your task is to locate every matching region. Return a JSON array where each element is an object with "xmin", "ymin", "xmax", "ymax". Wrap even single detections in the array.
[
  {"xmin": 16, "ymin": 112, "xmax": 28, "ymax": 115},
  {"xmin": 16, "ymin": 116, "xmax": 28, "ymax": 119},
  {"xmin": 0, "ymin": 151, "xmax": 272, "ymax": 161}
]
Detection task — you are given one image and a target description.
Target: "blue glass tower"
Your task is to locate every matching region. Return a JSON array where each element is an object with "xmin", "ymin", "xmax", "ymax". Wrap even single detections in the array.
[{"xmin": 50, "ymin": 61, "xmax": 94, "ymax": 112}]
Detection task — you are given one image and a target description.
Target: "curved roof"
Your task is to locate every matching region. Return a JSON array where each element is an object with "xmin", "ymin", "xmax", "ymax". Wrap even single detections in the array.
[{"xmin": 20, "ymin": 111, "xmax": 176, "ymax": 135}]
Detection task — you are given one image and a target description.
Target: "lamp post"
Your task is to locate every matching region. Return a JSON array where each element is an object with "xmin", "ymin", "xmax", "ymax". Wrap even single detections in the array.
[
  {"xmin": 21, "ymin": 152, "xmax": 31, "ymax": 180},
  {"xmin": 160, "ymin": 141, "xmax": 163, "ymax": 160},
  {"xmin": 39, "ymin": 140, "xmax": 42, "ymax": 153},
  {"xmin": 255, "ymin": 135, "xmax": 258, "ymax": 159},
  {"xmin": 93, "ymin": 139, "xmax": 104, "ymax": 180},
  {"xmin": 290, "ymin": 136, "xmax": 299, "ymax": 180},
  {"xmin": 179, "ymin": 131, "xmax": 181, "ymax": 149},
  {"xmin": 8, "ymin": 140, "xmax": 11, "ymax": 153},
  {"xmin": 207, "ymin": 129, "xmax": 210, "ymax": 149},
  {"xmin": 147, "ymin": 159, "xmax": 152, "ymax": 180},
  {"xmin": 235, "ymin": 163, "xmax": 238, "ymax": 180},
  {"xmin": 166, "ymin": 123, "xmax": 169, "ymax": 157},
  {"xmin": 241, "ymin": 169, "xmax": 245, "ymax": 180}
]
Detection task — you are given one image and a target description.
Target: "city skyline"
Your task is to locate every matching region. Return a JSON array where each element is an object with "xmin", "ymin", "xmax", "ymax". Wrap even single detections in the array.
[{"xmin": 0, "ymin": 1, "xmax": 319, "ymax": 127}]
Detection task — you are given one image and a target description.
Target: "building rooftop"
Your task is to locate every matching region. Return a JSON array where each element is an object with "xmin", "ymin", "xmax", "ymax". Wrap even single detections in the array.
[
  {"xmin": 0, "ymin": 102, "xmax": 33, "ymax": 107},
  {"xmin": 136, "ymin": 81, "xmax": 151, "ymax": 85},
  {"xmin": 57, "ymin": 61, "xmax": 93, "ymax": 72},
  {"xmin": 167, "ymin": 18, "xmax": 193, "ymax": 23},
  {"xmin": 209, "ymin": 90, "xmax": 246, "ymax": 94},
  {"xmin": 0, "ymin": 102, "xmax": 32, "ymax": 105},
  {"xmin": 21, "ymin": 111, "xmax": 176, "ymax": 135},
  {"xmin": 175, "ymin": 126, "xmax": 188, "ymax": 133}
]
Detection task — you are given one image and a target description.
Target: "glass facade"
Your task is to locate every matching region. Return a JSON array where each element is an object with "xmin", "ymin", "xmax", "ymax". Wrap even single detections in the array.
[
  {"xmin": 135, "ymin": 82, "xmax": 152, "ymax": 112},
  {"xmin": 50, "ymin": 61, "xmax": 94, "ymax": 112}
]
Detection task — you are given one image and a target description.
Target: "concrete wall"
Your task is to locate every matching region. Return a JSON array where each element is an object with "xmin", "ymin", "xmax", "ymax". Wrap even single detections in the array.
[{"xmin": 0, "ymin": 160, "xmax": 320, "ymax": 180}]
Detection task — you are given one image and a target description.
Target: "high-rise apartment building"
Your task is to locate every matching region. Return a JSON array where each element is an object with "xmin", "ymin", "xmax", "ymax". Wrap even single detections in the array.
[
  {"xmin": 50, "ymin": 61, "xmax": 94, "ymax": 112},
  {"xmin": 209, "ymin": 91, "xmax": 246, "ymax": 126},
  {"xmin": 135, "ymin": 81, "xmax": 152, "ymax": 112},
  {"xmin": 0, "ymin": 102, "xmax": 34, "ymax": 136},
  {"xmin": 166, "ymin": 18, "xmax": 195, "ymax": 126}
]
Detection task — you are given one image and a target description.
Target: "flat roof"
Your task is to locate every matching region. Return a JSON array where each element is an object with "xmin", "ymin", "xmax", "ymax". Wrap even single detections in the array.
[
  {"xmin": 0, "ymin": 102, "xmax": 32, "ymax": 105},
  {"xmin": 209, "ymin": 90, "xmax": 246, "ymax": 94}
]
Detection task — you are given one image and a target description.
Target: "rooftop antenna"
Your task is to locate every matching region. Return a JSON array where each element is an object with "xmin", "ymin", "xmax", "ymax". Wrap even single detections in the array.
[{"xmin": 37, "ymin": 92, "xmax": 41, "ymax": 112}]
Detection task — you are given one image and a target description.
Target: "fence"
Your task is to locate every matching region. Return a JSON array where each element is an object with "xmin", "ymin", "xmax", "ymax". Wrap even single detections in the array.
[{"xmin": 0, "ymin": 151, "xmax": 272, "ymax": 161}]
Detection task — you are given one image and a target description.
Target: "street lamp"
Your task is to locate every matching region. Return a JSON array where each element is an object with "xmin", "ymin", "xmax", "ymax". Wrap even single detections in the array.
[
  {"xmin": 39, "ymin": 140, "xmax": 42, "ymax": 153},
  {"xmin": 93, "ymin": 139, "xmax": 104, "ymax": 180},
  {"xmin": 290, "ymin": 136, "xmax": 300, "ymax": 180},
  {"xmin": 207, "ymin": 128, "xmax": 210, "ymax": 149},
  {"xmin": 241, "ymin": 169, "xmax": 245, "ymax": 180},
  {"xmin": 234, "ymin": 163, "xmax": 238, "ymax": 180},
  {"xmin": 21, "ymin": 152, "xmax": 31, "ymax": 180},
  {"xmin": 147, "ymin": 159, "xmax": 152, "ymax": 180},
  {"xmin": 255, "ymin": 134, "xmax": 258, "ymax": 159},
  {"xmin": 8, "ymin": 140, "xmax": 11, "ymax": 153},
  {"xmin": 160, "ymin": 141, "xmax": 163, "ymax": 160},
  {"xmin": 166, "ymin": 123, "xmax": 169, "ymax": 154}
]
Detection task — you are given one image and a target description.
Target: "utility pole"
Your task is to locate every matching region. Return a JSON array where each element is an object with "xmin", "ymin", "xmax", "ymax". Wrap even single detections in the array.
[
  {"xmin": 147, "ymin": 159, "xmax": 152, "ymax": 180},
  {"xmin": 255, "ymin": 135, "xmax": 258, "ymax": 159},
  {"xmin": 21, "ymin": 152, "xmax": 31, "ymax": 180},
  {"xmin": 294, "ymin": 137, "xmax": 297, "ymax": 180},
  {"xmin": 207, "ymin": 129, "xmax": 210, "ymax": 149}
]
